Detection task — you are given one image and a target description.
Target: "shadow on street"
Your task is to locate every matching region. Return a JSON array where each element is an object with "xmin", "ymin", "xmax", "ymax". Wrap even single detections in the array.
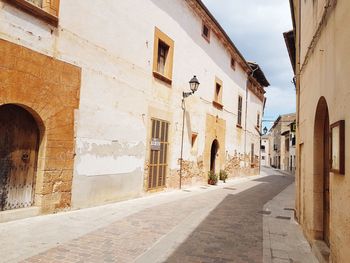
[{"xmin": 165, "ymin": 174, "xmax": 294, "ymax": 263}]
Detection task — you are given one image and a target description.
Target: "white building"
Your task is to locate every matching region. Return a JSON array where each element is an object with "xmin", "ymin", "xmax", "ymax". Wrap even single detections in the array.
[
  {"xmin": 260, "ymin": 135, "xmax": 270, "ymax": 166},
  {"xmin": 0, "ymin": 0, "xmax": 269, "ymax": 216}
]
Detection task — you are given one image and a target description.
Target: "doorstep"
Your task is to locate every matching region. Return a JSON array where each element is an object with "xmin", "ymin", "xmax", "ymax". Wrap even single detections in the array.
[
  {"xmin": 0, "ymin": 207, "xmax": 40, "ymax": 223},
  {"xmin": 312, "ymin": 240, "xmax": 330, "ymax": 263}
]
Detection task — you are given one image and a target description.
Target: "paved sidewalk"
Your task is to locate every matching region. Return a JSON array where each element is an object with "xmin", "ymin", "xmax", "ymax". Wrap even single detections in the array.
[
  {"xmin": 0, "ymin": 168, "xmax": 317, "ymax": 263},
  {"xmin": 263, "ymin": 172, "xmax": 318, "ymax": 263}
]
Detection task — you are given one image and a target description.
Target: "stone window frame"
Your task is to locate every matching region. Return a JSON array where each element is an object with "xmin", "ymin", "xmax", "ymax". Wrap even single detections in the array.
[
  {"xmin": 8, "ymin": 0, "xmax": 59, "ymax": 26},
  {"xmin": 212, "ymin": 77, "xmax": 223, "ymax": 110},
  {"xmin": 152, "ymin": 27, "xmax": 175, "ymax": 85}
]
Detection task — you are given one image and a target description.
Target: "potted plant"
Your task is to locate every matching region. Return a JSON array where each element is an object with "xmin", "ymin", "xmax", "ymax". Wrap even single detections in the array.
[
  {"xmin": 219, "ymin": 170, "xmax": 228, "ymax": 183},
  {"xmin": 208, "ymin": 171, "xmax": 218, "ymax": 185}
]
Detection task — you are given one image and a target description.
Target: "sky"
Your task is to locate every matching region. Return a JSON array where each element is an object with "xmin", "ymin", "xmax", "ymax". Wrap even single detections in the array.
[{"xmin": 202, "ymin": 0, "xmax": 296, "ymax": 129}]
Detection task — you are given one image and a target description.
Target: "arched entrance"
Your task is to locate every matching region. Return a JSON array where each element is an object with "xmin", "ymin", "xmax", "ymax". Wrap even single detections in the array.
[
  {"xmin": 210, "ymin": 139, "xmax": 219, "ymax": 174},
  {"xmin": 313, "ymin": 97, "xmax": 330, "ymax": 246},
  {"xmin": 0, "ymin": 104, "xmax": 40, "ymax": 211}
]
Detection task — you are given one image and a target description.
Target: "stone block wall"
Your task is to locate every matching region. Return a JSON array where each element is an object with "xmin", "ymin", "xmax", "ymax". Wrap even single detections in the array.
[{"xmin": 0, "ymin": 39, "xmax": 81, "ymax": 213}]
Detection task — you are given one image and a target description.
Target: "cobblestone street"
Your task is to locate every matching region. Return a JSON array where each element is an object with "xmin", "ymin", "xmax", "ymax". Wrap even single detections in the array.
[{"xmin": 0, "ymin": 168, "xmax": 316, "ymax": 263}]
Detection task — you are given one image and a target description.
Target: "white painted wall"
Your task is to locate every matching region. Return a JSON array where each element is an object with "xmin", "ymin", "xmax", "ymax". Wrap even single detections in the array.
[{"xmin": 0, "ymin": 0, "xmax": 265, "ymax": 208}]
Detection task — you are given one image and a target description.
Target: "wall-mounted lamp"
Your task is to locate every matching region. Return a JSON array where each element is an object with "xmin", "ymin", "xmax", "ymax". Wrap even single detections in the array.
[{"xmin": 179, "ymin": 76, "xmax": 200, "ymax": 189}]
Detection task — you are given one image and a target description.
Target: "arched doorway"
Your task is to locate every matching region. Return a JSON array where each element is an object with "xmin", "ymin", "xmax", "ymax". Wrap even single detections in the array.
[
  {"xmin": 313, "ymin": 97, "xmax": 330, "ymax": 246},
  {"xmin": 210, "ymin": 140, "xmax": 219, "ymax": 174},
  {"xmin": 0, "ymin": 104, "xmax": 40, "ymax": 211}
]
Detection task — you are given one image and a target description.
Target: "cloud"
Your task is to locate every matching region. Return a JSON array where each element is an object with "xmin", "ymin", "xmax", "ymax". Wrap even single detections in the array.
[{"xmin": 202, "ymin": 0, "xmax": 295, "ymax": 123}]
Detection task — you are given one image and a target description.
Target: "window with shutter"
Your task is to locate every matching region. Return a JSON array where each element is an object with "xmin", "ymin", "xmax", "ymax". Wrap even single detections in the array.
[{"xmin": 148, "ymin": 119, "xmax": 169, "ymax": 190}]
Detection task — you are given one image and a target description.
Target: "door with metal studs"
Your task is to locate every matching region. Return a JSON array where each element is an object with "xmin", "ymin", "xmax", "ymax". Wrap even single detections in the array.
[{"xmin": 0, "ymin": 105, "xmax": 39, "ymax": 211}]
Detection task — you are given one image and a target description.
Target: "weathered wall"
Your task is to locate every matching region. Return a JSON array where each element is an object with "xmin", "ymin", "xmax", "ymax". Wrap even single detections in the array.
[
  {"xmin": 0, "ymin": 0, "xmax": 265, "ymax": 210},
  {"xmin": 295, "ymin": 0, "xmax": 350, "ymax": 261},
  {"xmin": 0, "ymin": 39, "xmax": 80, "ymax": 213}
]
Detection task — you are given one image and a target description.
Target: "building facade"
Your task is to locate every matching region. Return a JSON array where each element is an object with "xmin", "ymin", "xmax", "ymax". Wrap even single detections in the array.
[
  {"xmin": 0, "ymin": 0, "xmax": 268, "ymax": 220},
  {"xmin": 260, "ymin": 135, "xmax": 270, "ymax": 167},
  {"xmin": 269, "ymin": 113, "xmax": 295, "ymax": 171},
  {"xmin": 286, "ymin": 0, "xmax": 350, "ymax": 262}
]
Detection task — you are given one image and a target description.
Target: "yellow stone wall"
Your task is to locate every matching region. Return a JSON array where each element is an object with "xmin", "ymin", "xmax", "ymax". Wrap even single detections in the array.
[
  {"xmin": 0, "ymin": 39, "xmax": 81, "ymax": 213},
  {"xmin": 293, "ymin": 0, "xmax": 350, "ymax": 261}
]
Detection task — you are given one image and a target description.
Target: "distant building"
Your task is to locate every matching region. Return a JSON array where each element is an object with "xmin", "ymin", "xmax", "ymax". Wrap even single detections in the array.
[
  {"xmin": 269, "ymin": 113, "xmax": 296, "ymax": 171},
  {"xmin": 260, "ymin": 135, "xmax": 270, "ymax": 166}
]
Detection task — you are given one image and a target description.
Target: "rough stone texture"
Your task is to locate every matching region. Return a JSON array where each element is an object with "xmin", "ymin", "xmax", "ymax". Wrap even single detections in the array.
[{"xmin": 0, "ymin": 39, "xmax": 81, "ymax": 213}]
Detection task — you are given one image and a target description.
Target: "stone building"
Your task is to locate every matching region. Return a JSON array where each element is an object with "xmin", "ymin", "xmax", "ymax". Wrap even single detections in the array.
[
  {"xmin": 285, "ymin": 0, "xmax": 350, "ymax": 262},
  {"xmin": 0, "ymin": 0, "xmax": 268, "ymax": 221},
  {"xmin": 260, "ymin": 134, "xmax": 270, "ymax": 167},
  {"xmin": 269, "ymin": 113, "xmax": 296, "ymax": 170}
]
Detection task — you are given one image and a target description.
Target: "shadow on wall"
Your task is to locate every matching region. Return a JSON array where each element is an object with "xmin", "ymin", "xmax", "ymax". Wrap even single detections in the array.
[
  {"xmin": 149, "ymin": 0, "xmax": 244, "ymax": 85},
  {"xmin": 165, "ymin": 175, "xmax": 294, "ymax": 262}
]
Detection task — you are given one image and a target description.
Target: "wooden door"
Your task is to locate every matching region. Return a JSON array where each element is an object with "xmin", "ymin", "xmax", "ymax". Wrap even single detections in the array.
[
  {"xmin": 148, "ymin": 119, "xmax": 169, "ymax": 190},
  {"xmin": 0, "ymin": 105, "xmax": 39, "ymax": 211},
  {"xmin": 323, "ymin": 113, "xmax": 330, "ymax": 246}
]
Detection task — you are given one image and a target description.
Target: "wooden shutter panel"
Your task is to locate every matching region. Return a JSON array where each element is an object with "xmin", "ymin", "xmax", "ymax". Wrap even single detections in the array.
[{"xmin": 50, "ymin": 0, "xmax": 59, "ymax": 16}]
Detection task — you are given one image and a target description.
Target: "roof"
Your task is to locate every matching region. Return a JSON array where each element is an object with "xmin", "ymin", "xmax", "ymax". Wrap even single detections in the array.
[
  {"xmin": 194, "ymin": 0, "xmax": 270, "ymax": 87},
  {"xmin": 283, "ymin": 30, "xmax": 296, "ymax": 73},
  {"xmin": 270, "ymin": 113, "xmax": 296, "ymax": 131},
  {"xmin": 248, "ymin": 62, "xmax": 270, "ymax": 87},
  {"xmin": 194, "ymin": 0, "xmax": 250, "ymax": 71}
]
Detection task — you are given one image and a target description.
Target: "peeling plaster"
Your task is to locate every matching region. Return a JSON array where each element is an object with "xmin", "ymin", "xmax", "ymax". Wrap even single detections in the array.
[{"xmin": 76, "ymin": 139, "xmax": 145, "ymax": 176}]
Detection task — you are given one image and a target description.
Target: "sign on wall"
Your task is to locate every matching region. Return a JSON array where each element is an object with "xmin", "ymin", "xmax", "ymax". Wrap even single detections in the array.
[
  {"xmin": 331, "ymin": 120, "xmax": 345, "ymax": 175},
  {"xmin": 151, "ymin": 138, "xmax": 161, "ymax": 151}
]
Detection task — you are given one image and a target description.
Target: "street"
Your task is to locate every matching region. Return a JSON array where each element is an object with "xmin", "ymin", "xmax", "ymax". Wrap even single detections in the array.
[{"xmin": 0, "ymin": 168, "xmax": 316, "ymax": 263}]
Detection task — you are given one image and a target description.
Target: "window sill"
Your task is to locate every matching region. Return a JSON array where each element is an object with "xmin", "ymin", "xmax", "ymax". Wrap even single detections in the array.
[
  {"xmin": 212, "ymin": 100, "xmax": 223, "ymax": 110},
  {"xmin": 236, "ymin": 124, "xmax": 243, "ymax": 129},
  {"xmin": 7, "ymin": 0, "xmax": 58, "ymax": 26},
  {"xmin": 153, "ymin": 71, "xmax": 172, "ymax": 86}
]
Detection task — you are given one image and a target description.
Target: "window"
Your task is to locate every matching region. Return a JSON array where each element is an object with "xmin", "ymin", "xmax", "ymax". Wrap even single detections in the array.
[
  {"xmin": 237, "ymin": 95, "xmax": 243, "ymax": 127},
  {"xmin": 257, "ymin": 113, "xmax": 260, "ymax": 128},
  {"xmin": 191, "ymin": 133, "xmax": 198, "ymax": 149},
  {"xmin": 202, "ymin": 22, "xmax": 210, "ymax": 42},
  {"xmin": 231, "ymin": 57, "xmax": 236, "ymax": 70},
  {"xmin": 148, "ymin": 119, "xmax": 169, "ymax": 189},
  {"xmin": 157, "ymin": 41, "xmax": 169, "ymax": 75},
  {"xmin": 9, "ymin": 0, "xmax": 59, "ymax": 26},
  {"xmin": 213, "ymin": 78, "xmax": 223, "ymax": 109},
  {"xmin": 153, "ymin": 27, "xmax": 174, "ymax": 85},
  {"xmin": 191, "ymin": 133, "xmax": 198, "ymax": 154},
  {"xmin": 251, "ymin": 143, "xmax": 255, "ymax": 164}
]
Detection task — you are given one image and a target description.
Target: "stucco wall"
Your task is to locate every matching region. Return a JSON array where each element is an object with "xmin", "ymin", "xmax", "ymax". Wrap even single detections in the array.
[
  {"xmin": 0, "ymin": 0, "xmax": 265, "ymax": 210},
  {"xmin": 296, "ymin": 0, "xmax": 350, "ymax": 261}
]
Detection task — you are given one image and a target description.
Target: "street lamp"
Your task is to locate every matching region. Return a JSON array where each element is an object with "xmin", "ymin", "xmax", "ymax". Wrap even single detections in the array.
[
  {"xmin": 179, "ymin": 76, "xmax": 200, "ymax": 189},
  {"xmin": 263, "ymin": 126, "xmax": 268, "ymax": 135}
]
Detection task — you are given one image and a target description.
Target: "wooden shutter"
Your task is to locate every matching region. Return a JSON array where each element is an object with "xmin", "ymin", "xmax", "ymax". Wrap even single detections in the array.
[
  {"xmin": 148, "ymin": 119, "xmax": 169, "ymax": 190},
  {"xmin": 50, "ymin": 0, "xmax": 59, "ymax": 16}
]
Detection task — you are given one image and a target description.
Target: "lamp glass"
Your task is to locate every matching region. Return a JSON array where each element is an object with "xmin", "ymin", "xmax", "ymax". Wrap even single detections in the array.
[{"xmin": 189, "ymin": 76, "xmax": 200, "ymax": 93}]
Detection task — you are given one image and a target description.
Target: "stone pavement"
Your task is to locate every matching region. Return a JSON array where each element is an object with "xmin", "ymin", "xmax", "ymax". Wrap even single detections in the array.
[
  {"xmin": 0, "ymin": 167, "xmax": 317, "ymax": 263},
  {"xmin": 262, "ymin": 171, "xmax": 318, "ymax": 263}
]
